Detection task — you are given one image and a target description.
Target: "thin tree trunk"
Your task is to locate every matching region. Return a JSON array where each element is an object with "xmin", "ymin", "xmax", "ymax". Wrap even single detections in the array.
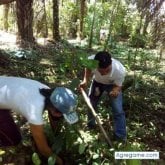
[
  {"xmin": 152, "ymin": 17, "xmax": 159, "ymax": 48},
  {"xmin": 80, "ymin": 0, "xmax": 86, "ymax": 39},
  {"xmin": 3, "ymin": 4, "xmax": 9, "ymax": 31},
  {"xmin": 53, "ymin": 0, "xmax": 60, "ymax": 42},
  {"xmin": 43, "ymin": 0, "xmax": 48, "ymax": 38},
  {"xmin": 88, "ymin": 0, "xmax": 96, "ymax": 49},
  {"xmin": 35, "ymin": 0, "xmax": 48, "ymax": 38},
  {"xmin": 104, "ymin": 0, "xmax": 120, "ymax": 50}
]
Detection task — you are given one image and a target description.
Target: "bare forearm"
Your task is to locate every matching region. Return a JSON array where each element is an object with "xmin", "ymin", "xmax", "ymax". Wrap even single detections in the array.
[
  {"xmin": 38, "ymin": 144, "xmax": 52, "ymax": 157},
  {"xmin": 79, "ymin": 68, "xmax": 92, "ymax": 89},
  {"xmin": 30, "ymin": 124, "xmax": 63, "ymax": 164},
  {"xmin": 30, "ymin": 124, "xmax": 52, "ymax": 157},
  {"xmin": 83, "ymin": 68, "xmax": 92, "ymax": 82}
]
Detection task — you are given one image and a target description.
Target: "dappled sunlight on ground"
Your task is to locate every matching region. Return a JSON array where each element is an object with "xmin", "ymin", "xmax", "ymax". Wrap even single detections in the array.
[
  {"xmin": 0, "ymin": 30, "xmax": 18, "ymax": 50},
  {"xmin": 0, "ymin": 30, "xmax": 54, "ymax": 49},
  {"xmin": 68, "ymin": 38, "xmax": 88, "ymax": 47}
]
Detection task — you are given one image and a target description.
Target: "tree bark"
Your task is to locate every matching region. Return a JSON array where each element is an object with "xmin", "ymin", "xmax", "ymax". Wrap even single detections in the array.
[
  {"xmin": 3, "ymin": 4, "xmax": 9, "ymax": 31},
  {"xmin": 80, "ymin": 0, "xmax": 86, "ymax": 39},
  {"xmin": 53, "ymin": 0, "xmax": 60, "ymax": 42},
  {"xmin": 16, "ymin": 0, "xmax": 34, "ymax": 45},
  {"xmin": 34, "ymin": 0, "xmax": 48, "ymax": 38},
  {"xmin": 104, "ymin": 0, "xmax": 120, "ymax": 50},
  {"xmin": 88, "ymin": 0, "xmax": 96, "ymax": 49}
]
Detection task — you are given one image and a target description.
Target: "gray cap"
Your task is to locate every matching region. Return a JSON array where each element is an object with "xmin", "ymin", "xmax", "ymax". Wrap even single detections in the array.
[{"xmin": 50, "ymin": 87, "xmax": 78, "ymax": 124}]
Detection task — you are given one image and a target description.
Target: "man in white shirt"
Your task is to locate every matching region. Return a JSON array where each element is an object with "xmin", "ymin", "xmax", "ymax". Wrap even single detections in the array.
[
  {"xmin": 79, "ymin": 51, "xmax": 126, "ymax": 141},
  {"xmin": 0, "ymin": 76, "xmax": 78, "ymax": 165}
]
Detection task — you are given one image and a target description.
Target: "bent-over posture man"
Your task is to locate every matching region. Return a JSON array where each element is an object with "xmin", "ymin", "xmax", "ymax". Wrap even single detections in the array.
[
  {"xmin": 79, "ymin": 51, "xmax": 126, "ymax": 141},
  {"xmin": 0, "ymin": 76, "xmax": 78, "ymax": 165}
]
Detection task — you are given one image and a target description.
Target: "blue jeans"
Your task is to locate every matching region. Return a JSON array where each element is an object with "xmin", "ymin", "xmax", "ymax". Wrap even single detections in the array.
[{"xmin": 88, "ymin": 80, "xmax": 126, "ymax": 139}]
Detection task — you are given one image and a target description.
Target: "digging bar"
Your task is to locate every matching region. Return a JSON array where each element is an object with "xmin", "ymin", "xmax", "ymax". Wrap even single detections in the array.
[{"xmin": 80, "ymin": 88, "xmax": 114, "ymax": 148}]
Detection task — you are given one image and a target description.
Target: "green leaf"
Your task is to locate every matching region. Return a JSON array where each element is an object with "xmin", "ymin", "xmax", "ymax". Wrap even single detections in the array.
[
  {"xmin": 80, "ymin": 57, "xmax": 98, "ymax": 69},
  {"xmin": 93, "ymin": 154, "xmax": 99, "ymax": 159},
  {"xmin": 32, "ymin": 152, "xmax": 41, "ymax": 165},
  {"xmin": 86, "ymin": 59, "xmax": 98, "ymax": 69},
  {"xmin": 78, "ymin": 143, "xmax": 86, "ymax": 154},
  {"xmin": 48, "ymin": 155, "xmax": 56, "ymax": 165},
  {"xmin": 69, "ymin": 78, "xmax": 80, "ymax": 91}
]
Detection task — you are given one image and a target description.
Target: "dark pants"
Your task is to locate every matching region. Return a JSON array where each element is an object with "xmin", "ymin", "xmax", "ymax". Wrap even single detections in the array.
[
  {"xmin": 0, "ymin": 109, "xmax": 22, "ymax": 147},
  {"xmin": 88, "ymin": 80, "xmax": 126, "ymax": 139}
]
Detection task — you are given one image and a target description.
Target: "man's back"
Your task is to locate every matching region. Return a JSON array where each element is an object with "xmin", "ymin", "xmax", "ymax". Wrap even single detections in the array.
[{"xmin": 0, "ymin": 76, "xmax": 49, "ymax": 124}]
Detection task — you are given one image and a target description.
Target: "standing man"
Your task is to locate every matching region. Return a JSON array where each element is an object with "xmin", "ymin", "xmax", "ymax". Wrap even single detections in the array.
[
  {"xmin": 0, "ymin": 76, "xmax": 78, "ymax": 165},
  {"xmin": 79, "ymin": 51, "xmax": 126, "ymax": 141}
]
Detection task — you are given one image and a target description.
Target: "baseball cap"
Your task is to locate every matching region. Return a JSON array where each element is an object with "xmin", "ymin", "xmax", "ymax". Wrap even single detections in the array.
[{"xmin": 50, "ymin": 87, "xmax": 78, "ymax": 124}]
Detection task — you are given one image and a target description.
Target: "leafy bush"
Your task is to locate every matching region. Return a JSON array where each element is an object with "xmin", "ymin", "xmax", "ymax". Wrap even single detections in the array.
[{"xmin": 129, "ymin": 33, "xmax": 146, "ymax": 48}]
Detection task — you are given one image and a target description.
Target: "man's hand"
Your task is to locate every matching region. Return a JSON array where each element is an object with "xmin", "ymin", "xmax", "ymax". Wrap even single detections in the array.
[
  {"xmin": 109, "ymin": 86, "xmax": 121, "ymax": 97},
  {"xmin": 79, "ymin": 80, "xmax": 87, "ymax": 90},
  {"xmin": 109, "ymin": 89, "xmax": 120, "ymax": 97},
  {"xmin": 30, "ymin": 124, "xmax": 64, "ymax": 165},
  {"xmin": 78, "ymin": 68, "xmax": 91, "ymax": 91}
]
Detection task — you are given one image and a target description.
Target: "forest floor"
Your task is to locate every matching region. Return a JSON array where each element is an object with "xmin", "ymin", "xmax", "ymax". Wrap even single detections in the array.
[{"xmin": 0, "ymin": 31, "xmax": 165, "ymax": 165}]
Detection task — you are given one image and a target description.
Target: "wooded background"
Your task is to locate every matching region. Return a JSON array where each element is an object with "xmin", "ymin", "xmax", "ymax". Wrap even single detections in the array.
[{"xmin": 0, "ymin": 0, "xmax": 164, "ymax": 54}]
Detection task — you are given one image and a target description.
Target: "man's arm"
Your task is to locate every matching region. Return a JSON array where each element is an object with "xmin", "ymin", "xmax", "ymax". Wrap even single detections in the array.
[
  {"xmin": 29, "ymin": 124, "xmax": 63, "ymax": 165},
  {"xmin": 79, "ymin": 68, "xmax": 92, "ymax": 89},
  {"xmin": 110, "ymin": 72, "xmax": 125, "ymax": 97}
]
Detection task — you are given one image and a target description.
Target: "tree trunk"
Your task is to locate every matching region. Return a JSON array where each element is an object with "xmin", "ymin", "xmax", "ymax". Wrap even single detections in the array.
[
  {"xmin": 152, "ymin": 17, "xmax": 159, "ymax": 48},
  {"xmin": 53, "ymin": 0, "xmax": 60, "ymax": 42},
  {"xmin": 88, "ymin": 0, "xmax": 96, "ymax": 49},
  {"xmin": 3, "ymin": 4, "xmax": 9, "ymax": 31},
  {"xmin": 67, "ymin": 0, "xmax": 78, "ymax": 39},
  {"xmin": 34, "ymin": 0, "xmax": 48, "ymax": 38},
  {"xmin": 142, "ymin": 16, "xmax": 149, "ymax": 36},
  {"xmin": 16, "ymin": 0, "xmax": 34, "ymax": 45},
  {"xmin": 43, "ymin": 0, "xmax": 48, "ymax": 38},
  {"xmin": 80, "ymin": 0, "xmax": 86, "ymax": 39},
  {"xmin": 104, "ymin": 0, "xmax": 120, "ymax": 50}
]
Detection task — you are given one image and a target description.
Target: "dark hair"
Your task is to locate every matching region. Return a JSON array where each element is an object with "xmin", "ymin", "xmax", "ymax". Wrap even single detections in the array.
[
  {"xmin": 94, "ymin": 51, "xmax": 112, "ymax": 68},
  {"xmin": 39, "ymin": 88, "xmax": 55, "ymax": 108},
  {"xmin": 39, "ymin": 88, "xmax": 63, "ymax": 121}
]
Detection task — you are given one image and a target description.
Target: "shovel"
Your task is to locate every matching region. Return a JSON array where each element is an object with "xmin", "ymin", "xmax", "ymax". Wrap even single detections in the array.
[{"xmin": 80, "ymin": 88, "xmax": 114, "ymax": 149}]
